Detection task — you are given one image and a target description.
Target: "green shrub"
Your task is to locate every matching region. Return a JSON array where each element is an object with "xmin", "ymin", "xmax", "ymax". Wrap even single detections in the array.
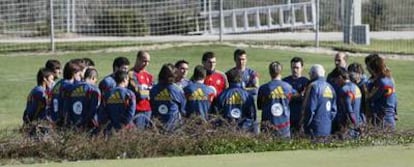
[
  {"xmin": 362, "ymin": 0, "xmax": 389, "ymax": 31},
  {"xmin": 0, "ymin": 119, "xmax": 413, "ymax": 164},
  {"xmin": 94, "ymin": 9, "xmax": 150, "ymax": 36}
]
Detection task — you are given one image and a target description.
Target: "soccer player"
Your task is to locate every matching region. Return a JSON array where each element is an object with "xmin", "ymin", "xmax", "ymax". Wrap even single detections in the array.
[
  {"xmin": 99, "ymin": 56, "xmax": 130, "ymax": 96},
  {"xmin": 348, "ymin": 62, "xmax": 370, "ymax": 125},
  {"xmin": 302, "ymin": 64, "xmax": 337, "ymax": 138},
  {"xmin": 327, "ymin": 52, "xmax": 348, "ymax": 88},
  {"xmin": 330, "ymin": 68, "xmax": 362, "ymax": 138},
  {"xmin": 175, "ymin": 60, "xmax": 190, "ymax": 88},
  {"xmin": 128, "ymin": 50, "xmax": 153, "ymax": 129},
  {"xmin": 215, "ymin": 68, "xmax": 257, "ymax": 132},
  {"xmin": 45, "ymin": 59, "xmax": 61, "ymax": 81},
  {"xmin": 282, "ymin": 57, "xmax": 309, "ymax": 134},
  {"xmin": 48, "ymin": 60, "xmax": 83, "ymax": 127},
  {"xmin": 183, "ymin": 65, "xmax": 216, "ymax": 121},
  {"xmin": 150, "ymin": 63, "xmax": 186, "ymax": 131},
  {"xmin": 23, "ymin": 68, "xmax": 55, "ymax": 125},
  {"xmin": 258, "ymin": 61, "xmax": 294, "ymax": 138},
  {"xmin": 202, "ymin": 51, "xmax": 227, "ymax": 97},
  {"xmin": 70, "ymin": 58, "xmax": 87, "ymax": 81},
  {"xmin": 227, "ymin": 49, "xmax": 259, "ymax": 96},
  {"xmin": 100, "ymin": 71, "xmax": 136, "ymax": 132},
  {"xmin": 65, "ymin": 68, "xmax": 101, "ymax": 131},
  {"xmin": 366, "ymin": 55, "xmax": 397, "ymax": 130}
]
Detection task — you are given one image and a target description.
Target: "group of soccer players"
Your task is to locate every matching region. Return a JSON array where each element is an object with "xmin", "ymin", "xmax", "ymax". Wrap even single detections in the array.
[{"xmin": 23, "ymin": 49, "xmax": 397, "ymax": 139}]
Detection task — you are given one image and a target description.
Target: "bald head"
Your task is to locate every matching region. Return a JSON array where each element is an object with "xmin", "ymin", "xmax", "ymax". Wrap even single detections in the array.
[
  {"xmin": 335, "ymin": 52, "xmax": 348, "ymax": 68},
  {"xmin": 309, "ymin": 64, "xmax": 325, "ymax": 80}
]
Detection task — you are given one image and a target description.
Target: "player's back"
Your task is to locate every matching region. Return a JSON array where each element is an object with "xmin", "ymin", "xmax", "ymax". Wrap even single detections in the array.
[
  {"xmin": 150, "ymin": 83, "xmax": 186, "ymax": 122},
  {"xmin": 258, "ymin": 80, "xmax": 293, "ymax": 121},
  {"xmin": 99, "ymin": 74, "xmax": 116, "ymax": 96},
  {"xmin": 65, "ymin": 82, "xmax": 101, "ymax": 129},
  {"xmin": 49, "ymin": 79, "xmax": 74, "ymax": 125},
  {"xmin": 23, "ymin": 86, "xmax": 48, "ymax": 124},
  {"xmin": 102, "ymin": 87, "xmax": 136, "ymax": 130},
  {"xmin": 217, "ymin": 85, "xmax": 252, "ymax": 121},
  {"xmin": 183, "ymin": 82, "xmax": 215, "ymax": 120}
]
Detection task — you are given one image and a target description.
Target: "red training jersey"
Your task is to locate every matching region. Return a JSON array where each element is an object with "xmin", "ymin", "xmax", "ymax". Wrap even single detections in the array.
[
  {"xmin": 204, "ymin": 70, "xmax": 227, "ymax": 97},
  {"xmin": 128, "ymin": 69, "xmax": 153, "ymax": 112}
]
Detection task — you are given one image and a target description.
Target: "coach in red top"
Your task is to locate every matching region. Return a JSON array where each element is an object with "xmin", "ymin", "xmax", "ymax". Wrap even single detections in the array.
[{"xmin": 128, "ymin": 50, "xmax": 153, "ymax": 129}]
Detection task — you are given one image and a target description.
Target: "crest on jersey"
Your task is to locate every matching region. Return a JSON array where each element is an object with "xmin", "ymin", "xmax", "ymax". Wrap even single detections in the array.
[
  {"xmin": 230, "ymin": 108, "xmax": 241, "ymax": 118},
  {"xmin": 326, "ymin": 101, "xmax": 331, "ymax": 111},
  {"xmin": 53, "ymin": 99, "xmax": 59, "ymax": 113},
  {"xmin": 323, "ymin": 87, "xmax": 333, "ymax": 98},
  {"xmin": 73, "ymin": 101, "xmax": 83, "ymax": 115},
  {"xmin": 158, "ymin": 104, "xmax": 168, "ymax": 114},
  {"xmin": 271, "ymin": 103, "xmax": 283, "ymax": 116},
  {"xmin": 216, "ymin": 79, "xmax": 221, "ymax": 85}
]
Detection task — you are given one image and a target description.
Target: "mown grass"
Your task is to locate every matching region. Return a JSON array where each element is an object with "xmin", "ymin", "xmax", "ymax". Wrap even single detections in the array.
[
  {"xmin": 6, "ymin": 144, "xmax": 414, "ymax": 167},
  {"xmin": 244, "ymin": 39, "xmax": 414, "ymax": 55},
  {"xmin": 1, "ymin": 39, "xmax": 414, "ymax": 55}
]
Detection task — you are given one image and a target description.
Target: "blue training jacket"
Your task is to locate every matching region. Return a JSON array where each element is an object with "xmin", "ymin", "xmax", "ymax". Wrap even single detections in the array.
[
  {"xmin": 216, "ymin": 83, "xmax": 257, "ymax": 129},
  {"xmin": 183, "ymin": 81, "xmax": 215, "ymax": 120},
  {"xmin": 23, "ymin": 86, "xmax": 49, "ymax": 124},
  {"xmin": 100, "ymin": 86, "xmax": 136, "ymax": 131},
  {"xmin": 257, "ymin": 79, "xmax": 294, "ymax": 137},
  {"xmin": 303, "ymin": 77, "xmax": 337, "ymax": 137},
  {"xmin": 150, "ymin": 83, "xmax": 186, "ymax": 131},
  {"xmin": 64, "ymin": 82, "xmax": 101, "ymax": 129}
]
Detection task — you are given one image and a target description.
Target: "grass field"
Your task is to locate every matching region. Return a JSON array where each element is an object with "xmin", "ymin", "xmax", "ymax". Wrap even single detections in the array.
[
  {"xmin": 2, "ymin": 39, "xmax": 414, "ymax": 55},
  {"xmin": 6, "ymin": 144, "xmax": 414, "ymax": 167},
  {"xmin": 0, "ymin": 44, "xmax": 413, "ymax": 129}
]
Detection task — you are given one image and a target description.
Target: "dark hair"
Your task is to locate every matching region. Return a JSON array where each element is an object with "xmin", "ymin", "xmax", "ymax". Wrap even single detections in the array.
[
  {"xmin": 202, "ymin": 51, "xmax": 215, "ymax": 62},
  {"xmin": 348, "ymin": 62, "xmax": 364, "ymax": 74},
  {"xmin": 269, "ymin": 61, "xmax": 283, "ymax": 78},
  {"xmin": 233, "ymin": 49, "xmax": 246, "ymax": 61},
  {"xmin": 158, "ymin": 63, "xmax": 177, "ymax": 84},
  {"xmin": 365, "ymin": 53, "xmax": 380, "ymax": 66},
  {"xmin": 70, "ymin": 58, "xmax": 87, "ymax": 71},
  {"xmin": 37, "ymin": 68, "xmax": 54, "ymax": 86},
  {"xmin": 113, "ymin": 71, "xmax": 128, "ymax": 84},
  {"xmin": 63, "ymin": 61, "xmax": 82, "ymax": 80},
  {"xmin": 83, "ymin": 57, "xmax": 95, "ymax": 67},
  {"xmin": 175, "ymin": 60, "xmax": 189, "ymax": 68},
  {"xmin": 113, "ymin": 56, "xmax": 130, "ymax": 71},
  {"xmin": 136, "ymin": 50, "xmax": 148, "ymax": 60},
  {"xmin": 45, "ymin": 59, "xmax": 61, "ymax": 70},
  {"xmin": 368, "ymin": 56, "xmax": 391, "ymax": 77},
  {"xmin": 191, "ymin": 65, "xmax": 206, "ymax": 81},
  {"xmin": 225, "ymin": 68, "xmax": 242, "ymax": 84},
  {"xmin": 330, "ymin": 67, "xmax": 349, "ymax": 80},
  {"xmin": 84, "ymin": 68, "xmax": 98, "ymax": 80},
  {"xmin": 290, "ymin": 57, "xmax": 304, "ymax": 67}
]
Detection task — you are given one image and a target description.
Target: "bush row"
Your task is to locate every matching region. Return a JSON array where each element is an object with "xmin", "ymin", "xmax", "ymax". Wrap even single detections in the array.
[{"xmin": 0, "ymin": 119, "xmax": 413, "ymax": 164}]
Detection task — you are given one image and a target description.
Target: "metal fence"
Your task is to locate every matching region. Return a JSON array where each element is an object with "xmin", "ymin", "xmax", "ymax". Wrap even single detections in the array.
[{"xmin": 0, "ymin": 0, "xmax": 413, "ymax": 53}]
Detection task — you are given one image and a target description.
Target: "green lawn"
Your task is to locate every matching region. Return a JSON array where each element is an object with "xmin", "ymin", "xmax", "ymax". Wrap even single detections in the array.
[
  {"xmin": 0, "ymin": 45, "xmax": 413, "ymax": 129},
  {"xmin": 6, "ymin": 144, "xmax": 414, "ymax": 167},
  {"xmin": 2, "ymin": 39, "xmax": 414, "ymax": 55}
]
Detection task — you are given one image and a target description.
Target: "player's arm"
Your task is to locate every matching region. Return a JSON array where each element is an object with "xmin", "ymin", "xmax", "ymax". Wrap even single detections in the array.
[
  {"xmin": 127, "ymin": 91, "xmax": 137, "ymax": 124},
  {"xmin": 344, "ymin": 91, "xmax": 357, "ymax": 126},
  {"xmin": 256, "ymin": 86, "xmax": 265, "ymax": 110},
  {"xmin": 245, "ymin": 71, "xmax": 259, "ymax": 95}
]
